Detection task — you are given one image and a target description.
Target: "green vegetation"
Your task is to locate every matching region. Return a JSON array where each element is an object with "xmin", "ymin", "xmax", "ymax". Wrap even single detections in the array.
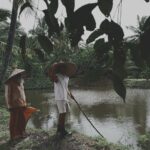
[
  {"xmin": 0, "ymin": 105, "xmax": 130, "ymax": 150},
  {"xmin": 1, "ymin": 1, "xmax": 150, "ymax": 149},
  {"xmin": 0, "ymin": 0, "xmax": 150, "ymax": 100},
  {"xmin": 138, "ymin": 132, "xmax": 150, "ymax": 150},
  {"xmin": 94, "ymin": 137, "xmax": 130, "ymax": 150}
]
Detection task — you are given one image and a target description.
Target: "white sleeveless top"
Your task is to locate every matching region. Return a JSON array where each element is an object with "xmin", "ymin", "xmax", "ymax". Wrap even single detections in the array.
[{"xmin": 54, "ymin": 74, "xmax": 69, "ymax": 101}]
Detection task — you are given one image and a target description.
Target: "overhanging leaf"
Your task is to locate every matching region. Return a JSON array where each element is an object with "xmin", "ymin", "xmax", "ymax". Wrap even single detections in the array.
[
  {"xmin": 100, "ymin": 19, "xmax": 110, "ymax": 33},
  {"xmin": 98, "ymin": 0, "xmax": 113, "ymax": 17},
  {"xmin": 43, "ymin": 9, "xmax": 60, "ymax": 36},
  {"xmin": 48, "ymin": 0, "xmax": 58, "ymax": 15},
  {"xmin": 85, "ymin": 14, "xmax": 96, "ymax": 31},
  {"xmin": 113, "ymin": 46, "xmax": 126, "ymax": 80},
  {"xmin": 112, "ymin": 74, "xmax": 126, "ymax": 102},
  {"xmin": 19, "ymin": 2, "xmax": 33, "ymax": 16},
  {"xmin": 73, "ymin": 3, "xmax": 98, "ymax": 28},
  {"xmin": 86, "ymin": 29, "xmax": 103, "ymax": 44},
  {"xmin": 38, "ymin": 35, "xmax": 53, "ymax": 54},
  {"xmin": 65, "ymin": 3, "xmax": 98, "ymax": 47},
  {"xmin": 99, "ymin": 19, "xmax": 124, "ymax": 43},
  {"xmin": 140, "ymin": 28, "xmax": 150, "ymax": 64},
  {"xmin": 61, "ymin": 0, "xmax": 75, "ymax": 16},
  {"xmin": 66, "ymin": 3, "xmax": 97, "ymax": 30},
  {"xmin": 109, "ymin": 20, "xmax": 124, "ymax": 41},
  {"xmin": 94, "ymin": 39, "xmax": 110, "ymax": 62}
]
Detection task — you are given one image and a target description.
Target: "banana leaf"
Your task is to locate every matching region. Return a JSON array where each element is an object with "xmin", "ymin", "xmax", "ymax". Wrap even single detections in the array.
[{"xmin": 98, "ymin": 0, "xmax": 113, "ymax": 17}]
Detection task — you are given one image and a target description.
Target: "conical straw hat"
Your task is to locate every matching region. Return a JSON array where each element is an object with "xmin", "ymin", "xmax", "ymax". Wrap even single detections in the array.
[
  {"xmin": 5, "ymin": 68, "xmax": 25, "ymax": 83},
  {"xmin": 49, "ymin": 62, "xmax": 77, "ymax": 77}
]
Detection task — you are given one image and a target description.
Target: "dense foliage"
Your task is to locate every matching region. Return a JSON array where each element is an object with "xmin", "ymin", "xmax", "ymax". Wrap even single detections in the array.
[{"xmin": 0, "ymin": 0, "xmax": 150, "ymax": 101}]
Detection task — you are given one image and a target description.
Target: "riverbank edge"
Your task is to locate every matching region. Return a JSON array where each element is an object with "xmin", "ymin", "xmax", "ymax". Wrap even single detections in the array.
[
  {"xmin": 1, "ymin": 78, "xmax": 150, "ymax": 93},
  {"xmin": 0, "ymin": 107, "xmax": 130, "ymax": 150}
]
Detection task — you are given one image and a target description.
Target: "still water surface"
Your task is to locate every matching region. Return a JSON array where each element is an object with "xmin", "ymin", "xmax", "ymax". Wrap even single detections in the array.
[{"xmin": 26, "ymin": 87, "xmax": 150, "ymax": 147}]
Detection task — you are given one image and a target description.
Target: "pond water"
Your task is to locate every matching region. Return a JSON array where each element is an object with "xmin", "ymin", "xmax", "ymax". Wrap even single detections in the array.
[{"xmin": 26, "ymin": 87, "xmax": 150, "ymax": 148}]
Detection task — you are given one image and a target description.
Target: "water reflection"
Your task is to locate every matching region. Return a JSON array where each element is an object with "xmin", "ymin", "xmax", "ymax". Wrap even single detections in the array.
[{"xmin": 26, "ymin": 88, "xmax": 150, "ymax": 147}]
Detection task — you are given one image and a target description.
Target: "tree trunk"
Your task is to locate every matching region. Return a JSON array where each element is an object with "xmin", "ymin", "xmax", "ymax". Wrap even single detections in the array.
[{"xmin": 0, "ymin": 0, "xmax": 18, "ymax": 87}]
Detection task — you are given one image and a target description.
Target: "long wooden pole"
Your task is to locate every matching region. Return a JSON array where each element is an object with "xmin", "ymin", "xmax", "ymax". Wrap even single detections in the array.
[{"xmin": 68, "ymin": 91, "xmax": 105, "ymax": 139}]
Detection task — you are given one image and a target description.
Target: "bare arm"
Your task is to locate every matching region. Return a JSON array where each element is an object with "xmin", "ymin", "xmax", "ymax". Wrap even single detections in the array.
[{"xmin": 5, "ymin": 85, "xmax": 10, "ymax": 109}]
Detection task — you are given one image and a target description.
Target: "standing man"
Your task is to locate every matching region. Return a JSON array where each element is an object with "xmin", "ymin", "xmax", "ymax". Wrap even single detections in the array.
[
  {"xmin": 49, "ymin": 62, "xmax": 77, "ymax": 137},
  {"xmin": 5, "ymin": 68, "xmax": 37, "ymax": 141}
]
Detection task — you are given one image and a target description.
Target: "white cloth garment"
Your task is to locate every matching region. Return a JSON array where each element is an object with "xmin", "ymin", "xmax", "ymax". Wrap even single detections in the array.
[
  {"xmin": 19, "ymin": 79, "xmax": 26, "ymax": 101},
  {"xmin": 56, "ymin": 100, "xmax": 70, "ymax": 113},
  {"xmin": 54, "ymin": 74, "xmax": 69, "ymax": 101},
  {"xmin": 54, "ymin": 74, "xmax": 70, "ymax": 113}
]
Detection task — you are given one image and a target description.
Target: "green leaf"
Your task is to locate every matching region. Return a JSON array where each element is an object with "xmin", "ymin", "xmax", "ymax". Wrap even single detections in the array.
[
  {"xmin": 98, "ymin": 0, "xmax": 113, "ymax": 17},
  {"xmin": 86, "ymin": 29, "xmax": 103, "ymax": 44},
  {"xmin": 19, "ymin": 2, "xmax": 33, "ymax": 16},
  {"xmin": 24, "ymin": 62, "xmax": 32, "ymax": 77},
  {"xmin": 33, "ymin": 48, "xmax": 46, "ymax": 62},
  {"xmin": 38, "ymin": 35, "xmax": 53, "ymax": 54}
]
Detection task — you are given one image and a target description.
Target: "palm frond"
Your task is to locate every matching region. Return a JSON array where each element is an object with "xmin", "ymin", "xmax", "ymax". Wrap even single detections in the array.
[
  {"xmin": 19, "ymin": 1, "xmax": 33, "ymax": 16},
  {"xmin": 127, "ymin": 26, "xmax": 142, "ymax": 35},
  {"xmin": 137, "ymin": 15, "xmax": 148, "ymax": 31},
  {"xmin": 0, "ymin": 9, "xmax": 10, "ymax": 22}
]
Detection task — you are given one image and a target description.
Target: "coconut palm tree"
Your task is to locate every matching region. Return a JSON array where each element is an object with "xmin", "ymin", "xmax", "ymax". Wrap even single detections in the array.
[
  {"xmin": 126, "ymin": 15, "xmax": 149, "ymax": 43},
  {"xmin": 0, "ymin": 23, "xmax": 25, "ymax": 49},
  {"xmin": 0, "ymin": 0, "xmax": 33, "ymax": 87}
]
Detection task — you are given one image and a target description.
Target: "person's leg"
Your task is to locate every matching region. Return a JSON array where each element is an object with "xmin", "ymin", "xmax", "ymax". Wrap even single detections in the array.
[
  {"xmin": 18, "ymin": 107, "xmax": 27, "ymax": 137},
  {"xmin": 57, "ymin": 112, "xmax": 66, "ymax": 133},
  {"xmin": 9, "ymin": 110, "xmax": 15, "ymax": 140},
  {"xmin": 56, "ymin": 100, "xmax": 71, "ymax": 136},
  {"xmin": 9, "ymin": 109, "xmax": 22, "ymax": 140}
]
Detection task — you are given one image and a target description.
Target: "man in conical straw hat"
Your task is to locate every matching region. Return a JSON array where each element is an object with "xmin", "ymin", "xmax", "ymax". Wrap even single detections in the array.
[
  {"xmin": 5, "ymin": 68, "xmax": 38, "ymax": 141},
  {"xmin": 48, "ymin": 61, "xmax": 77, "ymax": 137}
]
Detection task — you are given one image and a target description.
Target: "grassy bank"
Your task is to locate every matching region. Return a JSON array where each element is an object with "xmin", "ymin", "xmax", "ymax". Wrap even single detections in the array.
[
  {"xmin": 138, "ymin": 132, "xmax": 150, "ymax": 150},
  {"xmin": 0, "ymin": 107, "xmax": 130, "ymax": 150},
  {"xmin": 125, "ymin": 79, "xmax": 150, "ymax": 89}
]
